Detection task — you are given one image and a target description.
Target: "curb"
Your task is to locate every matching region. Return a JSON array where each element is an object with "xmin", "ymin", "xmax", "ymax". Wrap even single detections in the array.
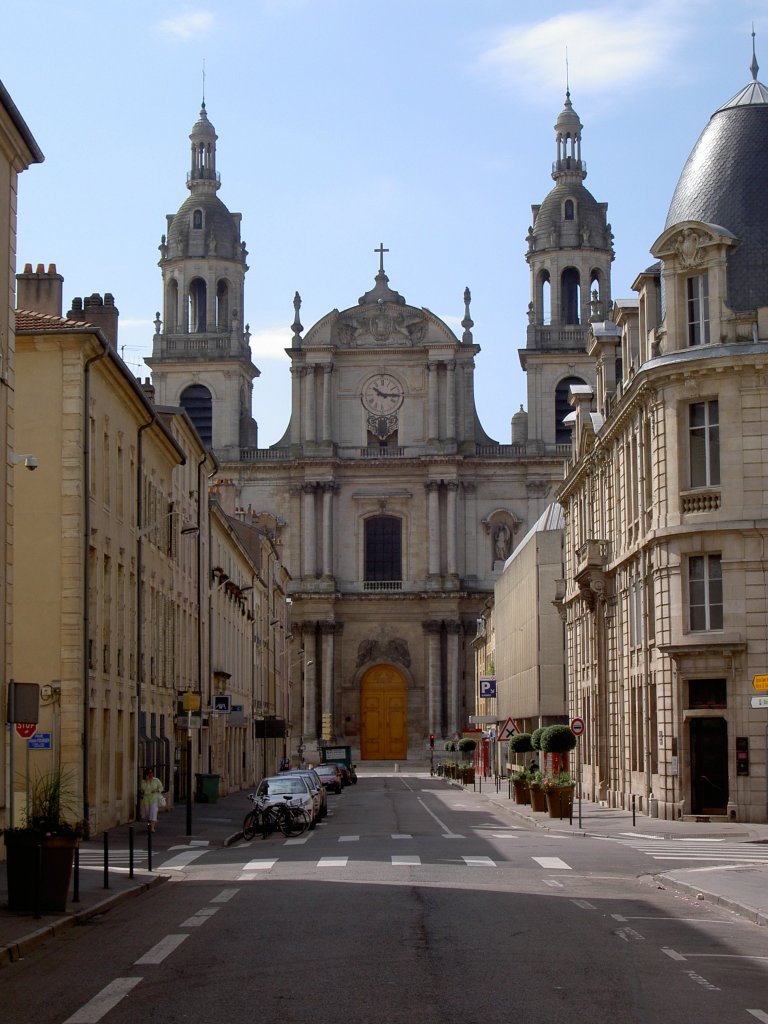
[
  {"xmin": 0, "ymin": 872, "xmax": 167, "ymax": 967},
  {"xmin": 655, "ymin": 871, "xmax": 768, "ymax": 928}
]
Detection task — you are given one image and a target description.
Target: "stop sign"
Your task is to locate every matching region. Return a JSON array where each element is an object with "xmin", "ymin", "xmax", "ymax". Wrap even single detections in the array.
[{"xmin": 15, "ymin": 722, "xmax": 37, "ymax": 739}]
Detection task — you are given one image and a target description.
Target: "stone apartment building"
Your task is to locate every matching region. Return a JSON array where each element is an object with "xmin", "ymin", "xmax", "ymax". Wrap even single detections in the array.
[{"xmin": 558, "ymin": 56, "xmax": 768, "ymax": 822}]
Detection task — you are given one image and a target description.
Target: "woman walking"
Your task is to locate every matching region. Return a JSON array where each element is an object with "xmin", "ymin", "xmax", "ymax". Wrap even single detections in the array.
[{"xmin": 140, "ymin": 767, "xmax": 164, "ymax": 831}]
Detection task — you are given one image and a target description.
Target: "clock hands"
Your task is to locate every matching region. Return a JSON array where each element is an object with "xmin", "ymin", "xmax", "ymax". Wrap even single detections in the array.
[{"xmin": 373, "ymin": 386, "xmax": 402, "ymax": 399}]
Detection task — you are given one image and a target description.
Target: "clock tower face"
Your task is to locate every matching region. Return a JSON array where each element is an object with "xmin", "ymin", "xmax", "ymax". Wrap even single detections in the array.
[{"xmin": 361, "ymin": 373, "xmax": 404, "ymax": 415}]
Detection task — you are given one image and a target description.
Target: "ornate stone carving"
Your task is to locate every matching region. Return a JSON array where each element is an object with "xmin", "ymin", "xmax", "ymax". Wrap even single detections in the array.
[
  {"xmin": 675, "ymin": 227, "xmax": 703, "ymax": 269},
  {"xmin": 355, "ymin": 634, "xmax": 410, "ymax": 667}
]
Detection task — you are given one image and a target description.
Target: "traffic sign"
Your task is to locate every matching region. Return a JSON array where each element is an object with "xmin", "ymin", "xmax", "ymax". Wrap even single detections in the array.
[
  {"xmin": 752, "ymin": 674, "xmax": 768, "ymax": 691},
  {"xmin": 479, "ymin": 676, "xmax": 497, "ymax": 699},
  {"xmin": 15, "ymin": 722, "xmax": 37, "ymax": 739},
  {"xmin": 28, "ymin": 731, "xmax": 51, "ymax": 749},
  {"xmin": 498, "ymin": 717, "xmax": 517, "ymax": 740},
  {"xmin": 751, "ymin": 695, "xmax": 768, "ymax": 709},
  {"xmin": 571, "ymin": 717, "xmax": 585, "ymax": 736}
]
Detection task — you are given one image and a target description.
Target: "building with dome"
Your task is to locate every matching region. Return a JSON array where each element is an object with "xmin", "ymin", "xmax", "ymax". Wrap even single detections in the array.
[
  {"xmin": 557, "ymin": 47, "xmax": 768, "ymax": 822},
  {"xmin": 147, "ymin": 92, "xmax": 607, "ymax": 761}
]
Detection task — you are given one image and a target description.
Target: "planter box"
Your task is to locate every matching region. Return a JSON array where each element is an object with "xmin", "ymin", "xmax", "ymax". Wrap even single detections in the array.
[
  {"xmin": 512, "ymin": 779, "xmax": 531, "ymax": 805},
  {"xmin": 545, "ymin": 787, "xmax": 575, "ymax": 819},
  {"xmin": 529, "ymin": 784, "xmax": 547, "ymax": 812},
  {"xmin": 4, "ymin": 832, "xmax": 78, "ymax": 912}
]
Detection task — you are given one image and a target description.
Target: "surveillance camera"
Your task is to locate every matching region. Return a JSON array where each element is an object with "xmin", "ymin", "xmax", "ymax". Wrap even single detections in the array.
[{"xmin": 24, "ymin": 456, "xmax": 38, "ymax": 471}]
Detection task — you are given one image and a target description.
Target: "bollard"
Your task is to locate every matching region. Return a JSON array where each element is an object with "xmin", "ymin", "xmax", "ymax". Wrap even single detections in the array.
[
  {"xmin": 147, "ymin": 822, "xmax": 153, "ymax": 872},
  {"xmin": 632, "ymin": 793, "xmax": 636, "ymax": 827},
  {"xmin": 33, "ymin": 843, "xmax": 42, "ymax": 919},
  {"xmin": 73, "ymin": 844, "xmax": 80, "ymax": 902},
  {"xmin": 394, "ymin": 763, "xmax": 399, "ymax": 773},
  {"xmin": 128, "ymin": 825, "xmax": 134, "ymax": 879},
  {"xmin": 103, "ymin": 829, "xmax": 110, "ymax": 889}
]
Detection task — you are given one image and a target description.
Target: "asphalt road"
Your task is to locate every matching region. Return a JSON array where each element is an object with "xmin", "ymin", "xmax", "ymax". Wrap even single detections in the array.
[{"xmin": 3, "ymin": 776, "xmax": 768, "ymax": 1024}]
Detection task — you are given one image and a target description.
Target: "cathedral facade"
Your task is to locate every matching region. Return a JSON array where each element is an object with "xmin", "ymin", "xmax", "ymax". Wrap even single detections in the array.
[{"xmin": 148, "ymin": 92, "xmax": 609, "ymax": 761}]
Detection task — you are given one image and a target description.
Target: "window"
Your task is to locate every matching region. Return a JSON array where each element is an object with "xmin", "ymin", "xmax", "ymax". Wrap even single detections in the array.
[
  {"xmin": 687, "ymin": 274, "xmax": 710, "ymax": 345},
  {"xmin": 364, "ymin": 516, "xmax": 401, "ymax": 582},
  {"xmin": 555, "ymin": 376, "xmax": 586, "ymax": 445},
  {"xmin": 688, "ymin": 553, "xmax": 723, "ymax": 631},
  {"xmin": 193, "ymin": 209, "xmax": 203, "ymax": 229},
  {"xmin": 688, "ymin": 679, "xmax": 727, "ymax": 709},
  {"xmin": 180, "ymin": 384, "xmax": 213, "ymax": 446},
  {"xmin": 689, "ymin": 400, "xmax": 719, "ymax": 487},
  {"xmin": 564, "ymin": 199, "xmax": 575, "ymax": 220}
]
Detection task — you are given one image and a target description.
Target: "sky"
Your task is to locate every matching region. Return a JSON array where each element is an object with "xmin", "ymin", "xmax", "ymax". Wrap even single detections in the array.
[{"xmin": 2, "ymin": 0, "xmax": 764, "ymax": 445}]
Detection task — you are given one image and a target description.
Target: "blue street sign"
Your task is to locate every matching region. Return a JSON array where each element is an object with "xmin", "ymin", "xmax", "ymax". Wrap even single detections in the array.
[
  {"xmin": 479, "ymin": 676, "xmax": 497, "ymax": 699},
  {"xmin": 27, "ymin": 732, "xmax": 52, "ymax": 749}
]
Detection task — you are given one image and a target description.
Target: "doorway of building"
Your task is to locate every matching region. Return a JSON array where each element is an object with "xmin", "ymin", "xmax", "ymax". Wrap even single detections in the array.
[
  {"xmin": 690, "ymin": 717, "xmax": 728, "ymax": 815},
  {"xmin": 360, "ymin": 665, "xmax": 408, "ymax": 760}
]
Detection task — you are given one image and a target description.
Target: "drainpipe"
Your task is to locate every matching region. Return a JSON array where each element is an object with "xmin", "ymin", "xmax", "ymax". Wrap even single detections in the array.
[
  {"xmin": 82, "ymin": 337, "xmax": 109, "ymax": 826},
  {"xmin": 135, "ymin": 412, "xmax": 157, "ymax": 821}
]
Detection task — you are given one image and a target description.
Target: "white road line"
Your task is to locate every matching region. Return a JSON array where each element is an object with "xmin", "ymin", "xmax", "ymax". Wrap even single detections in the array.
[
  {"xmin": 168, "ymin": 840, "xmax": 210, "ymax": 849},
  {"xmin": 533, "ymin": 856, "xmax": 571, "ymax": 870},
  {"xmin": 180, "ymin": 908, "xmax": 219, "ymax": 928},
  {"xmin": 338, "ymin": 835, "xmax": 359, "ymax": 842},
  {"xmin": 462, "ymin": 856, "xmax": 496, "ymax": 867},
  {"xmin": 490, "ymin": 833, "xmax": 520, "ymax": 839},
  {"xmin": 242, "ymin": 859, "xmax": 277, "ymax": 871},
  {"xmin": 160, "ymin": 849, "xmax": 209, "ymax": 870},
  {"xmin": 134, "ymin": 934, "xmax": 188, "ymax": 965},
  {"xmin": 317, "ymin": 857, "xmax": 348, "ymax": 867},
  {"xmin": 618, "ymin": 832, "xmax": 664, "ymax": 840},
  {"xmin": 572, "ymin": 900, "xmax": 596, "ymax": 909},
  {"xmin": 392, "ymin": 833, "xmax": 413, "ymax": 839},
  {"xmin": 211, "ymin": 888, "xmax": 239, "ymax": 903},
  {"xmin": 392, "ymin": 855, "xmax": 421, "ymax": 865},
  {"xmin": 747, "ymin": 1011, "xmax": 768, "ymax": 1022},
  {"xmin": 543, "ymin": 879, "xmax": 563, "ymax": 888},
  {"xmin": 662, "ymin": 947, "xmax": 687, "ymax": 961},
  {"xmin": 63, "ymin": 978, "xmax": 143, "ymax": 1023},
  {"xmin": 615, "ymin": 927, "xmax": 645, "ymax": 942},
  {"xmin": 417, "ymin": 796, "xmax": 462, "ymax": 838},
  {"xmin": 284, "ymin": 836, "xmax": 310, "ymax": 846}
]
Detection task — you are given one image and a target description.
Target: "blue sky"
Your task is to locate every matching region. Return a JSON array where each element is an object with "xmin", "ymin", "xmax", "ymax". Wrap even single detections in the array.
[{"xmin": 3, "ymin": 0, "xmax": 764, "ymax": 444}]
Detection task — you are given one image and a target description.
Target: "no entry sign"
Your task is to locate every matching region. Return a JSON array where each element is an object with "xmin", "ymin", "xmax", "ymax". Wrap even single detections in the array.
[{"xmin": 570, "ymin": 717, "xmax": 585, "ymax": 737}]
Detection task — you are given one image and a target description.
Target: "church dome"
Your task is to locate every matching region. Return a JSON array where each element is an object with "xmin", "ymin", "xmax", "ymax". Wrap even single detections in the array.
[
  {"xmin": 533, "ymin": 182, "xmax": 609, "ymax": 250},
  {"xmin": 665, "ymin": 65, "xmax": 768, "ymax": 311},
  {"xmin": 166, "ymin": 193, "xmax": 243, "ymax": 262}
]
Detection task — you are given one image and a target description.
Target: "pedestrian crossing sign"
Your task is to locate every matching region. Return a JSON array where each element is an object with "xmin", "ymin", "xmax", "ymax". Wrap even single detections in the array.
[{"xmin": 498, "ymin": 717, "xmax": 516, "ymax": 741}]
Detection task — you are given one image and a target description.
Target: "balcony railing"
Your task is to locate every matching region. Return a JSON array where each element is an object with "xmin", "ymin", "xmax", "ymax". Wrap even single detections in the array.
[
  {"xmin": 574, "ymin": 539, "xmax": 610, "ymax": 581},
  {"xmin": 363, "ymin": 580, "xmax": 403, "ymax": 592},
  {"xmin": 681, "ymin": 489, "xmax": 721, "ymax": 514}
]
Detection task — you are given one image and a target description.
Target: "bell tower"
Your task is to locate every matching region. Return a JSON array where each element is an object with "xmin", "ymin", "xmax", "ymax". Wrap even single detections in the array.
[
  {"xmin": 146, "ymin": 103, "xmax": 258, "ymax": 458},
  {"xmin": 520, "ymin": 90, "xmax": 612, "ymax": 446}
]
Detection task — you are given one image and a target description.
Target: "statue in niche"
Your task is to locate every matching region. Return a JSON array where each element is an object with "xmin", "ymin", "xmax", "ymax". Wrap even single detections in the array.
[{"xmin": 494, "ymin": 523, "xmax": 512, "ymax": 562}]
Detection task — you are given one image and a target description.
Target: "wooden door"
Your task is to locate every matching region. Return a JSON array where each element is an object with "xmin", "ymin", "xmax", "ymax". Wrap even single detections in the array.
[{"xmin": 360, "ymin": 665, "xmax": 408, "ymax": 760}]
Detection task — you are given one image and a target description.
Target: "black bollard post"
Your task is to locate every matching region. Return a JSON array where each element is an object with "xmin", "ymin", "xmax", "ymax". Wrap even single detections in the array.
[
  {"xmin": 632, "ymin": 793, "xmax": 636, "ymax": 827},
  {"xmin": 128, "ymin": 825, "xmax": 134, "ymax": 879},
  {"xmin": 103, "ymin": 829, "xmax": 110, "ymax": 889},
  {"xmin": 33, "ymin": 843, "xmax": 42, "ymax": 919},
  {"xmin": 73, "ymin": 844, "xmax": 80, "ymax": 902},
  {"xmin": 147, "ymin": 822, "xmax": 153, "ymax": 872}
]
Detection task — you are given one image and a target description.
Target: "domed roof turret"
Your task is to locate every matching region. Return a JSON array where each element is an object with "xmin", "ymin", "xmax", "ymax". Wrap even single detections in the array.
[{"xmin": 665, "ymin": 43, "xmax": 768, "ymax": 311}]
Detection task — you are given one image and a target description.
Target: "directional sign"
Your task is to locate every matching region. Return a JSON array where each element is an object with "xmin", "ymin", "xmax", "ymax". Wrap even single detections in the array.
[
  {"xmin": 15, "ymin": 722, "xmax": 37, "ymax": 739},
  {"xmin": 28, "ymin": 731, "xmax": 52, "ymax": 749},
  {"xmin": 212, "ymin": 694, "xmax": 232, "ymax": 713},
  {"xmin": 571, "ymin": 717, "xmax": 585, "ymax": 736},
  {"xmin": 752, "ymin": 675, "xmax": 768, "ymax": 691},
  {"xmin": 498, "ymin": 717, "xmax": 517, "ymax": 741},
  {"xmin": 751, "ymin": 695, "xmax": 768, "ymax": 709},
  {"xmin": 479, "ymin": 676, "xmax": 497, "ymax": 699}
]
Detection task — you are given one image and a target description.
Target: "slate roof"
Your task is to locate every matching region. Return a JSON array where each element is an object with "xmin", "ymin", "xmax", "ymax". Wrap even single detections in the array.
[{"xmin": 665, "ymin": 79, "xmax": 768, "ymax": 312}]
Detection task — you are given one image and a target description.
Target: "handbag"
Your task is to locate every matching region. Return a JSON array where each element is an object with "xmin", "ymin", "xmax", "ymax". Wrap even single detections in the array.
[{"xmin": 158, "ymin": 792, "xmax": 167, "ymax": 809}]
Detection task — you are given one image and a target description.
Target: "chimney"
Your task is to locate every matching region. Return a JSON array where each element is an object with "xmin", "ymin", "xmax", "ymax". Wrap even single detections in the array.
[
  {"xmin": 16, "ymin": 263, "xmax": 64, "ymax": 317},
  {"xmin": 67, "ymin": 292, "xmax": 119, "ymax": 348}
]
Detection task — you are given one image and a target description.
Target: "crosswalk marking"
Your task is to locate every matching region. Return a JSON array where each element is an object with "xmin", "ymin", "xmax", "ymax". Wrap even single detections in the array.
[
  {"xmin": 462, "ymin": 855, "xmax": 496, "ymax": 867},
  {"xmin": 317, "ymin": 857, "xmax": 348, "ymax": 867},
  {"xmin": 242, "ymin": 859, "xmax": 277, "ymax": 871},
  {"xmin": 392, "ymin": 833, "xmax": 413, "ymax": 839},
  {"xmin": 533, "ymin": 856, "xmax": 571, "ymax": 870},
  {"xmin": 392, "ymin": 855, "xmax": 421, "ymax": 865},
  {"xmin": 339, "ymin": 835, "xmax": 359, "ymax": 842},
  {"xmin": 611, "ymin": 836, "xmax": 768, "ymax": 864}
]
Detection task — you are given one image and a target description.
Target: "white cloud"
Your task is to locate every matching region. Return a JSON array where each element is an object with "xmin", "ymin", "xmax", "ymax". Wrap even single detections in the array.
[
  {"xmin": 249, "ymin": 325, "xmax": 292, "ymax": 360},
  {"xmin": 155, "ymin": 11, "xmax": 214, "ymax": 41},
  {"xmin": 477, "ymin": 2, "xmax": 700, "ymax": 97}
]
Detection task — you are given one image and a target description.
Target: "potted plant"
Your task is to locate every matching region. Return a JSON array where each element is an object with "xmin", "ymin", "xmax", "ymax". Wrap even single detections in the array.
[
  {"xmin": 457, "ymin": 739, "xmax": 477, "ymax": 784},
  {"xmin": 528, "ymin": 769, "xmax": 547, "ymax": 812},
  {"xmin": 539, "ymin": 724, "xmax": 578, "ymax": 775},
  {"xmin": 508, "ymin": 734, "xmax": 533, "ymax": 803},
  {"xmin": 3, "ymin": 768, "xmax": 87, "ymax": 912},
  {"xmin": 541, "ymin": 771, "xmax": 576, "ymax": 818}
]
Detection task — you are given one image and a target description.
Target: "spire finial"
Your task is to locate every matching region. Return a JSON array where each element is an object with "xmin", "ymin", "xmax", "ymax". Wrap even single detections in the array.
[
  {"xmin": 461, "ymin": 286, "xmax": 474, "ymax": 344},
  {"xmin": 565, "ymin": 46, "xmax": 570, "ymax": 98},
  {"xmin": 292, "ymin": 291, "xmax": 303, "ymax": 345},
  {"xmin": 751, "ymin": 24, "xmax": 759, "ymax": 81},
  {"xmin": 374, "ymin": 242, "xmax": 389, "ymax": 275},
  {"xmin": 202, "ymin": 58, "xmax": 206, "ymax": 106}
]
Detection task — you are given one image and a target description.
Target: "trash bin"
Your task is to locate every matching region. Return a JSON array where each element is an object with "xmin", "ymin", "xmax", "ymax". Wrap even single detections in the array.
[{"xmin": 195, "ymin": 773, "xmax": 220, "ymax": 804}]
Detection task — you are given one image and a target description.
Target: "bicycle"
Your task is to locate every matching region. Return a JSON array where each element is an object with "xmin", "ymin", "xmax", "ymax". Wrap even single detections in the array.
[{"xmin": 243, "ymin": 793, "xmax": 311, "ymax": 840}]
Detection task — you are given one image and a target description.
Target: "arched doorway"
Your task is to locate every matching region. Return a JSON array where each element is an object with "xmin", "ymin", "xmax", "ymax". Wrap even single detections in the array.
[{"xmin": 360, "ymin": 665, "xmax": 408, "ymax": 760}]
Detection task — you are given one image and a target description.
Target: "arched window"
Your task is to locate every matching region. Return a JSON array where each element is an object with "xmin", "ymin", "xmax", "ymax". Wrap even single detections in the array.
[
  {"xmin": 216, "ymin": 279, "xmax": 230, "ymax": 329},
  {"xmin": 193, "ymin": 209, "xmax": 203, "ymax": 229},
  {"xmin": 537, "ymin": 269, "xmax": 551, "ymax": 326},
  {"xmin": 165, "ymin": 279, "xmax": 179, "ymax": 332},
  {"xmin": 189, "ymin": 278, "xmax": 207, "ymax": 333},
  {"xmin": 560, "ymin": 266, "xmax": 581, "ymax": 325},
  {"xmin": 555, "ymin": 376, "xmax": 586, "ymax": 444},
  {"xmin": 564, "ymin": 199, "xmax": 575, "ymax": 220},
  {"xmin": 365, "ymin": 516, "xmax": 402, "ymax": 582},
  {"xmin": 180, "ymin": 384, "xmax": 213, "ymax": 447}
]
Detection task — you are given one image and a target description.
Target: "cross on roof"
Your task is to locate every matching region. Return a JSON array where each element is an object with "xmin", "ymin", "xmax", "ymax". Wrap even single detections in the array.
[{"xmin": 374, "ymin": 242, "xmax": 389, "ymax": 274}]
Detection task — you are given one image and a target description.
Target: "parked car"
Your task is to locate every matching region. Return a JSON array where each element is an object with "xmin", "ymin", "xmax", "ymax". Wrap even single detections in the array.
[
  {"xmin": 336, "ymin": 764, "xmax": 351, "ymax": 787},
  {"xmin": 283, "ymin": 769, "xmax": 327, "ymax": 820},
  {"xmin": 256, "ymin": 775, "xmax": 317, "ymax": 826},
  {"xmin": 313, "ymin": 763, "xmax": 343, "ymax": 794}
]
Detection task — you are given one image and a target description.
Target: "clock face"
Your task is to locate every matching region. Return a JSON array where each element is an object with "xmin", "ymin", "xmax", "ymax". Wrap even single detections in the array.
[{"xmin": 361, "ymin": 373, "xmax": 404, "ymax": 414}]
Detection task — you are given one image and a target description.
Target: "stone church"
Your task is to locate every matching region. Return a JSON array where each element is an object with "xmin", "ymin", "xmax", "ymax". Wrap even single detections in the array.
[{"xmin": 147, "ymin": 91, "xmax": 610, "ymax": 761}]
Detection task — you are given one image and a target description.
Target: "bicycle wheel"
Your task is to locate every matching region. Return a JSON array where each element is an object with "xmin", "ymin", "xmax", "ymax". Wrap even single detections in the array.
[
  {"xmin": 242, "ymin": 809, "xmax": 260, "ymax": 841},
  {"xmin": 280, "ymin": 806, "xmax": 311, "ymax": 837}
]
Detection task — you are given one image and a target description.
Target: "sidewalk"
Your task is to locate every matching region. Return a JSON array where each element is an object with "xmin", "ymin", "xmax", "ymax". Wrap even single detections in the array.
[
  {"xmin": 0, "ymin": 773, "xmax": 765, "ymax": 966},
  {"xmin": 462, "ymin": 773, "xmax": 768, "ymax": 927},
  {"xmin": 0, "ymin": 790, "xmax": 248, "ymax": 967}
]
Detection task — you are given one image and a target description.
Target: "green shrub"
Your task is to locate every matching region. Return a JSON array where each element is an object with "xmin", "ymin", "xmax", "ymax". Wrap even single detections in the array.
[
  {"xmin": 457, "ymin": 738, "xmax": 477, "ymax": 753},
  {"xmin": 530, "ymin": 727, "xmax": 546, "ymax": 750},
  {"xmin": 539, "ymin": 724, "xmax": 577, "ymax": 754},
  {"xmin": 509, "ymin": 732, "xmax": 533, "ymax": 753}
]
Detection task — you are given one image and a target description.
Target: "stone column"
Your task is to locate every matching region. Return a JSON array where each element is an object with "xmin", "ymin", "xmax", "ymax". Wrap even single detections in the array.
[
  {"xmin": 424, "ymin": 620, "xmax": 443, "ymax": 735},
  {"xmin": 303, "ymin": 635, "xmax": 317, "ymax": 741},
  {"xmin": 427, "ymin": 362, "xmax": 439, "ymax": 440},
  {"xmin": 302, "ymin": 483, "xmax": 317, "ymax": 577},
  {"xmin": 290, "ymin": 366, "xmax": 302, "ymax": 445},
  {"xmin": 446, "ymin": 621, "xmax": 461, "ymax": 736},
  {"xmin": 445, "ymin": 360, "xmax": 456, "ymax": 440},
  {"xmin": 304, "ymin": 365, "xmax": 316, "ymax": 443},
  {"xmin": 446, "ymin": 481, "xmax": 458, "ymax": 579},
  {"xmin": 320, "ymin": 621, "xmax": 340, "ymax": 742},
  {"xmin": 425, "ymin": 481, "xmax": 441, "ymax": 578},
  {"xmin": 321, "ymin": 482, "xmax": 336, "ymax": 578},
  {"xmin": 321, "ymin": 363, "xmax": 333, "ymax": 442}
]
